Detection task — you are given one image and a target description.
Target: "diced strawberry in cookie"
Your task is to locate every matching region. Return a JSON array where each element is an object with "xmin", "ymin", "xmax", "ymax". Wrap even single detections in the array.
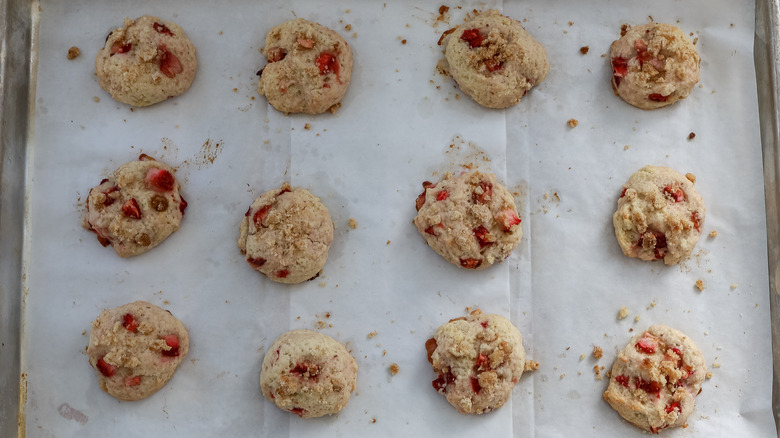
[
  {"xmin": 635, "ymin": 334, "xmax": 657, "ymax": 354},
  {"xmin": 315, "ymin": 52, "xmax": 342, "ymax": 84},
  {"xmin": 266, "ymin": 47, "xmax": 286, "ymax": 63},
  {"xmin": 110, "ymin": 42, "xmax": 132, "ymax": 55},
  {"xmin": 432, "ymin": 372, "xmax": 456, "ymax": 392},
  {"xmin": 484, "ymin": 58, "xmax": 503, "ymax": 72},
  {"xmin": 415, "ymin": 181, "xmax": 435, "ymax": 211},
  {"xmin": 649, "ymin": 93, "xmax": 668, "ymax": 102},
  {"xmin": 615, "ymin": 374, "xmax": 630, "ymax": 387},
  {"xmin": 253, "ymin": 205, "xmax": 272, "ymax": 227},
  {"xmin": 161, "ymin": 334, "xmax": 180, "ymax": 357},
  {"xmin": 663, "ymin": 185, "xmax": 685, "ymax": 202},
  {"xmin": 665, "ymin": 401, "xmax": 681, "ymax": 414},
  {"xmin": 125, "ymin": 375, "xmax": 142, "ymax": 387},
  {"xmin": 691, "ymin": 212, "xmax": 701, "ymax": 232},
  {"xmin": 248, "ymin": 257, "xmax": 267, "ymax": 268},
  {"xmin": 122, "ymin": 313, "xmax": 139, "ymax": 333},
  {"xmin": 297, "ymin": 38, "xmax": 314, "ymax": 49},
  {"xmin": 436, "ymin": 190, "xmax": 449, "ymax": 201},
  {"xmin": 472, "ymin": 181, "xmax": 493, "ymax": 204},
  {"xmin": 475, "ymin": 353, "xmax": 490, "ymax": 371},
  {"xmin": 470, "ymin": 376, "xmax": 482, "ymax": 394},
  {"xmin": 153, "ymin": 22, "xmax": 174, "ymax": 36},
  {"xmin": 460, "ymin": 28, "xmax": 484, "ymax": 48},
  {"xmin": 497, "ymin": 208, "xmax": 521, "ymax": 231},
  {"xmin": 611, "ymin": 57, "xmax": 628, "ymax": 77},
  {"xmin": 146, "ymin": 168, "xmax": 175, "ymax": 192},
  {"xmin": 289, "ymin": 408, "xmax": 306, "ymax": 417},
  {"xmin": 636, "ymin": 378, "xmax": 662, "ymax": 397},
  {"xmin": 473, "ymin": 226, "xmax": 494, "ymax": 248},
  {"xmin": 179, "ymin": 195, "xmax": 188, "ymax": 215},
  {"xmin": 290, "ymin": 362, "xmax": 319, "ymax": 378},
  {"xmin": 121, "ymin": 199, "xmax": 142, "ymax": 219},
  {"xmin": 460, "ymin": 258, "xmax": 482, "ymax": 269},
  {"xmin": 425, "ymin": 223, "xmax": 443, "ymax": 236},
  {"xmin": 276, "ymin": 270, "xmax": 290, "ymax": 278},
  {"xmin": 96, "ymin": 356, "xmax": 117, "ymax": 377},
  {"xmin": 158, "ymin": 45, "xmax": 182, "ymax": 78}
]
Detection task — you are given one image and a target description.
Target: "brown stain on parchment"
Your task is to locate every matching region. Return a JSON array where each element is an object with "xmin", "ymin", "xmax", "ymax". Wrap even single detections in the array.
[
  {"xmin": 18, "ymin": 372, "xmax": 26, "ymax": 438},
  {"xmin": 195, "ymin": 139, "xmax": 224, "ymax": 168}
]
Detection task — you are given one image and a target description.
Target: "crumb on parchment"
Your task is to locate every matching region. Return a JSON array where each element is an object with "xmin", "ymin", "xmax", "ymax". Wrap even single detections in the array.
[
  {"xmin": 709, "ymin": 230, "xmax": 718, "ymax": 238},
  {"xmin": 524, "ymin": 360, "xmax": 540, "ymax": 371},
  {"xmin": 389, "ymin": 363, "xmax": 399, "ymax": 375},
  {"xmin": 580, "ymin": 46, "xmax": 589, "ymax": 54},
  {"xmin": 367, "ymin": 331, "xmax": 378, "ymax": 339},
  {"xmin": 592, "ymin": 346, "xmax": 603, "ymax": 359},
  {"xmin": 618, "ymin": 306, "xmax": 630, "ymax": 320},
  {"xmin": 593, "ymin": 365, "xmax": 605, "ymax": 380},
  {"xmin": 348, "ymin": 218, "xmax": 358, "ymax": 229},
  {"xmin": 695, "ymin": 279, "xmax": 705, "ymax": 291},
  {"xmin": 67, "ymin": 46, "xmax": 80, "ymax": 59},
  {"xmin": 567, "ymin": 118, "xmax": 579, "ymax": 128}
]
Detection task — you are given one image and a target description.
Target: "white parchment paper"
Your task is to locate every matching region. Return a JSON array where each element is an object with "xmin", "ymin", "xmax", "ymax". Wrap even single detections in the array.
[{"xmin": 23, "ymin": 0, "xmax": 774, "ymax": 436}]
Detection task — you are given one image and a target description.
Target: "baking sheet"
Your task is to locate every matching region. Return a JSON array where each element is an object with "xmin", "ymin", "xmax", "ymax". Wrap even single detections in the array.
[{"xmin": 20, "ymin": 0, "xmax": 775, "ymax": 436}]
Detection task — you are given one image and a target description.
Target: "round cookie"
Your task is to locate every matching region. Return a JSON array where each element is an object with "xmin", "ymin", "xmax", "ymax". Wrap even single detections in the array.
[
  {"xmin": 613, "ymin": 165, "xmax": 705, "ymax": 265},
  {"xmin": 96, "ymin": 15, "xmax": 197, "ymax": 107},
  {"xmin": 413, "ymin": 170, "xmax": 522, "ymax": 270},
  {"xmin": 260, "ymin": 329, "xmax": 358, "ymax": 418},
  {"xmin": 424, "ymin": 310, "xmax": 526, "ymax": 414},
  {"xmin": 83, "ymin": 154, "xmax": 187, "ymax": 258},
  {"xmin": 257, "ymin": 18, "xmax": 353, "ymax": 114},
  {"xmin": 87, "ymin": 301, "xmax": 189, "ymax": 401},
  {"xmin": 440, "ymin": 10, "xmax": 549, "ymax": 109},
  {"xmin": 238, "ymin": 184, "xmax": 334, "ymax": 284},
  {"xmin": 603, "ymin": 325, "xmax": 706, "ymax": 433},
  {"xmin": 610, "ymin": 23, "xmax": 700, "ymax": 110}
]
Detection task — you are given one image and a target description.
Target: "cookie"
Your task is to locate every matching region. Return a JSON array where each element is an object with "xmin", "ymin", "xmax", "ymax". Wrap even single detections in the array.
[
  {"xmin": 613, "ymin": 165, "xmax": 705, "ymax": 265},
  {"xmin": 413, "ymin": 170, "xmax": 522, "ymax": 270},
  {"xmin": 610, "ymin": 23, "xmax": 700, "ymax": 110},
  {"xmin": 603, "ymin": 325, "xmax": 706, "ymax": 433},
  {"xmin": 257, "ymin": 18, "xmax": 353, "ymax": 114},
  {"xmin": 238, "ymin": 184, "xmax": 334, "ymax": 284},
  {"xmin": 87, "ymin": 301, "xmax": 189, "ymax": 401},
  {"xmin": 424, "ymin": 309, "xmax": 526, "ymax": 414},
  {"xmin": 83, "ymin": 154, "xmax": 187, "ymax": 257},
  {"xmin": 440, "ymin": 10, "xmax": 549, "ymax": 109},
  {"xmin": 260, "ymin": 329, "xmax": 358, "ymax": 418},
  {"xmin": 96, "ymin": 16, "xmax": 197, "ymax": 107}
]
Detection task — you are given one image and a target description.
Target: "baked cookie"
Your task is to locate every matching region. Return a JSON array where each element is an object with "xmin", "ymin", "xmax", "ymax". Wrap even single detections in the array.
[
  {"xmin": 603, "ymin": 325, "xmax": 706, "ymax": 434},
  {"xmin": 83, "ymin": 154, "xmax": 187, "ymax": 258},
  {"xmin": 440, "ymin": 10, "xmax": 549, "ymax": 109},
  {"xmin": 260, "ymin": 329, "xmax": 358, "ymax": 418},
  {"xmin": 87, "ymin": 301, "xmax": 189, "ymax": 401},
  {"xmin": 257, "ymin": 18, "xmax": 353, "ymax": 114},
  {"xmin": 613, "ymin": 165, "xmax": 705, "ymax": 265},
  {"xmin": 610, "ymin": 23, "xmax": 700, "ymax": 110},
  {"xmin": 96, "ymin": 15, "xmax": 197, "ymax": 107},
  {"xmin": 238, "ymin": 184, "xmax": 334, "ymax": 284},
  {"xmin": 413, "ymin": 170, "xmax": 522, "ymax": 270},
  {"xmin": 425, "ymin": 309, "xmax": 526, "ymax": 414}
]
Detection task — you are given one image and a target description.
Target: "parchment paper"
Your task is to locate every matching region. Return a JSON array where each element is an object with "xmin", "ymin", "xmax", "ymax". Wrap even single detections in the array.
[{"xmin": 22, "ymin": 0, "xmax": 774, "ymax": 436}]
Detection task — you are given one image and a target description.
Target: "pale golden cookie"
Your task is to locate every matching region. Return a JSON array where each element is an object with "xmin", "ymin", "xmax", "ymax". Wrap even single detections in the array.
[
  {"xmin": 260, "ymin": 329, "xmax": 358, "ymax": 418},
  {"xmin": 603, "ymin": 325, "xmax": 706, "ymax": 433},
  {"xmin": 87, "ymin": 301, "xmax": 189, "ymax": 401},
  {"xmin": 413, "ymin": 171, "xmax": 522, "ymax": 270},
  {"xmin": 83, "ymin": 155, "xmax": 187, "ymax": 257}
]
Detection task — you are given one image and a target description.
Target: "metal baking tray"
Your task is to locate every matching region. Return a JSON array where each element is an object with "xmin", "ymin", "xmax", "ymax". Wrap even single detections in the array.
[{"xmin": 2, "ymin": 0, "xmax": 778, "ymax": 436}]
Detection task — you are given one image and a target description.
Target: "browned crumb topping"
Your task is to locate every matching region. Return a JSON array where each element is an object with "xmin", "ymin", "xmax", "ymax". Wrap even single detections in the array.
[
  {"xmin": 685, "ymin": 173, "xmax": 697, "ymax": 183},
  {"xmin": 348, "ymin": 218, "xmax": 358, "ymax": 229},
  {"xmin": 386, "ymin": 240, "xmax": 391, "ymax": 245},
  {"xmin": 328, "ymin": 102, "xmax": 342, "ymax": 114},
  {"xmin": 620, "ymin": 23, "xmax": 630, "ymax": 37},
  {"xmin": 389, "ymin": 363, "xmax": 400, "ymax": 375},
  {"xmin": 709, "ymin": 231, "xmax": 718, "ymax": 238},
  {"xmin": 593, "ymin": 364, "xmax": 605, "ymax": 380},
  {"xmin": 705, "ymin": 371, "xmax": 713, "ymax": 379},
  {"xmin": 688, "ymin": 132, "xmax": 696, "ymax": 140},
  {"xmin": 592, "ymin": 346, "xmax": 603, "ymax": 359},
  {"xmin": 67, "ymin": 46, "xmax": 80, "ymax": 60},
  {"xmin": 345, "ymin": 24, "xmax": 352, "ymax": 31},
  {"xmin": 524, "ymin": 360, "xmax": 540, "ymax": 371},
  {"xmin": 304, "ymin": 123, "xmax": 311, "ymax": 130},
  {"xmin": 580, "ymin": 46, "xmax": 589, "ymax": 54},
  {"xmin": 695, "ymin": 279, "xmax": 705, "ymax": 291},
  {"xmin": 567, "ymin": 118, "xmax": 579, "ymax": 128},
  {"xmin": 367, "ymin": 330, "xmax": 378, "ymax": 339}
]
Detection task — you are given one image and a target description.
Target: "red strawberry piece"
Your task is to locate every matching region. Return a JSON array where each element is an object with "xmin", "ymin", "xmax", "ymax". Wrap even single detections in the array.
[
  {"xmin": 158, "ymin": 45, "xmax": 182, "ymax": 79},
  {"xmin": 267, "ymin": 47, "xmax": 286, "ymax": 62},
  {"xmin": 473, "ymin": 225, "xmax": 494, "ymax": 248},
  {"xmin": 484, "ymin": 58, "xmax": 503, "ymax": 72},
  {"xmin": 460, "ymin": 28, "xmax": 484, "ymax": 48},
  {"xmin": 635, "ymin": 335, "xmax": 657, "ymax": 354},
  {"xmin": 470, "ymin": 376, "xmax": 482, "ymax": 394},
  {"xmin": 415, "ymin": 181, "xmax": 435, "ymax": 211},
  {"xmin": 290, "ymin": 408, "xmax": 305, "ymax": 417},
  {"xmin": 161, "ymin": 334, "xmax": 180, "ymax": 357},
  {"xmin": 99, "ymin": 178, "xmax": 110, "ymax": 185},
  {"xmin": 110, "ymin": 42, "xmax": 132, "ymax": 55},
  {"xmin": 650, "ymin": 426, "xmax": 659, "ymax": 434},
  {"xmin": 179, "ymin": 195, "xmax": 188, "ymax": 215},
  {"xmin": 436, "ymin": 190, "xmax": 449, "ymax": 201},
  {"xmin": 103, "ymin": 185, "xmax": 120, "ymax": 206},
  {"xmin": 424, "ymin": 223, "xmax": 443, "ymax": 236},
  {"xmin": 665, "ymin": 401, "xmax": 681, "ymax": 413},
  {"xmin": 153, "ymin": 22, "xmax": 174, "ymax": 36},
  {"xmin": 432, "ymin": 372, "xmax": 456, "ymax": 392},
  {"xmin": 121, "ymin": 199, "xmax": 141, "ymax": 219},
  {"xmin": 122, "ymin": 313, "xmax": 139, "ymax": 333},
  {"xmin": 460, "ymin": 258, "xmax": 482, "ymax": 269},
  {"xmin": 253, "ymin": 205, "xmax": 272, "ymax": 227},
  {"xmin": 323, "ymin": 83, "xmax": 330, "ymax": 88},
  {"xmin": 278, "ymin": 187, "xmax": 291, "ymax": 196},
  {"xmin": 125, "ymin": 375, "xmax": 142, "ymax": 387},
  {"xmin": 248, "ymin": 257, "xmax": 267, "ymax": 268},
  {"xmin": 472, "ymin": 181, "xmax": 493, "ymax": 204},
  {"xmin": 663, "ymin": 185, "xmax": 685, "ymax": 202},
  {"xmin": 634, "ymin": 39, "xmax": 652, "ymax": 65},
  {"xmin": 96, "ymin": 356, "xmax": 117, "ymax": 377},
  {"xmin": 649, "ymin": 93, "xmax": 668, "ymax": 102},
  {"xmin": 636, "ymin": 378, "xmax": 662, "ymax": 396},
  {"xmin": 497, "ymin": 207, "xmax": 521, "ymax": 231},
  {"xmin": 475, "ymin": 353, "xmax": 490, "ymax": 371},
  {"xmin": 290, "ymin": 362, "xmax": 319, "ymax": 378},
  {"xmin": 146, "ymin": 168, "xmax": 175, "ymax": 192},
  {"xmin": 671, "ymin": 347, "xmax": 683, "ymax": 358},
  {"xmin": 480, "ymin": 321, "xmax": 488, "ymax": 328},
  {"xmin": 615, "ymin": 374, "xmax": 630, "ymax": 387},
  {"xmin": 691, "ymin": 212, "xmax": 701, "ymax": 232},
  {"xmin": 620, "ymin": 187, "xmax": 627, "ymax": 198},
  {"xmin": 315, "ymin": 52, "xmax": 342, "ymax": 84},
  {"xmin": 138, "ymin": 153, "xmax": 155, "ymax": 161},
  {"xmin": 611, "ymin": 57, "xmax": 628, "ymax": 77},
  {"xmin": 269, "ymin": 392, "xmax": 275, "ymax": 399},
  {"xmin": 297, "ymin": 38, "xmax": 314, "ymax": 49},
  {"xmin": 276, "ymin": 270, "xmax": 289, "ymax": 278}
]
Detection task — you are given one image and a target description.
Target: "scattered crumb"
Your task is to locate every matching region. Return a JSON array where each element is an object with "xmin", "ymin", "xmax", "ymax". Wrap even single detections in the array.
[
  {"xmin": 401, "ymin": 39, "xmax": 407, "ymax": 45},
  {"xmin": 685, "ymin": 173, "xmax": 696, "ymax": 183},
  {"xmin": 579, "ymin": 353, "xmax": 586, "ymax": 361},
  {"xmin": 578, "ymin": 371, "xmax": 582, "ymax": 376},
  {"xmin": 372, "ymin": 418, "xmax": 377, "ymax": 424},
  {"xmin": 352, "ymin": 32, "xmax": 358, "ymax": 38},
  {"xmin": 568, "ymin": 21, "xmax": 574, "ymax": 26},
  {"xmin": 524, "ymin": 360, "xmax": 540, "ymax": 371},
  {"xmin": 580, "ymin": 46, "xmax": 589, "ymax": 54},
  {"xmin": 567, "ymin": 118, "xmax": 579, "ymax": 128},
  {"xmin": 304, "ymin": 123, "xmax": 311, "ymax": 130},
  {"xmin": 232, "ymin": 88, "xmax": 238, "ymax": 92},
  {"xmin": 695, "ymin": 279, "xmax": 705, "ymax": 291},
  {"xmin": 367, "ymin": 331, "xmax": 378, "ymax": 339},
  {"xmin": 592, "ymin": 346, "xmax": 603, "ymax": 359},
  {"xmin": 634, "ymin": 315, "xmax": 641, "ymax": 323},
  {"xmin": 731, "ymin": 284, "xmax": 738, "ymax": 290},
  {"xmin": 389, "ymin": 363, "xmax": 399, "ymax": 375},
  {"xmin": 345, "ymin": 24, "xmax": 352, "ymax": 31},
  {"xmin": 617, "ymin": 306, "xmax": 630, "ymax": 320},
  {"xmin": 318, "ymin": 281, "xmax": 326, "ymax": 287},
  {"xmin": 93, "ymin": 96, "xmax": 100, "ymax": 103},
  {"xmin": 620, "ymin": 23, "xmax": 630, "ymax": 37},
  {"xmin": 382, "ymin": 350, "xmax": 387, "ymax": 356},
  {"xmin": 67, "ymin": 46, "xmax": 80, "ymax": 60},
  {"xmin": 328, "ymin": 102, "xmax": 342, "ymax": 114},
  {"xmin": 709, "ymin": 231, "xmax": 718, "ymax": 238},
  {"xmin": 219, "ymin": 31, "xmax": 223, "ymax": 35},
  {"xmin": 593, "ymin": 365, "xmax": 605, "ymax": 380},
  {"xmin": 348, "ymin": 218, "xmax": 358, "ymax": 229},
  {"xmin": 624, "ymin": 145, "xmax": 630, "ymax": 151},
  {"xmin": 688, "ymin": 132, "xmax": 696, "ymax": 140},
  {"xmin": 386, "ymin": 240, "xmax": 391, "ymax": 245},
  {"xmin": 649, "ymin": 300, "xmax": 657, "ymax": 308},
  {"xmin": 560, "ymin": 373, "xmax": 566, "ymax": 379},
  {"xmin": 713, "ymin": 362, "xmax": 721, "ymax": 368},
  {"xmin": 706, "ymin": 371, "xmax": 713, "ymax": 379}
]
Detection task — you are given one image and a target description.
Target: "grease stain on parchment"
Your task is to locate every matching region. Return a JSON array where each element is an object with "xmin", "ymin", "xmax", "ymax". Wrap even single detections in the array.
[{"xmin": 57, "ymin": 403, "xmax": 88, "ymax": 425}]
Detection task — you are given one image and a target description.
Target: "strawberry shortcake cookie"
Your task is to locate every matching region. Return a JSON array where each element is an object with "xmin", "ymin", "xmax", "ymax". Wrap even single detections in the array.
[
  {"xmin": 96, "ymin": 16, "xmax": 197, "ymax": 107},
  {"xmin": 83, "ymin": 155, "xmax": 187, "ymax": 257},
  {"xmin": 257, "ymin": 18, "xmax": 353, "ymax": 114}
]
